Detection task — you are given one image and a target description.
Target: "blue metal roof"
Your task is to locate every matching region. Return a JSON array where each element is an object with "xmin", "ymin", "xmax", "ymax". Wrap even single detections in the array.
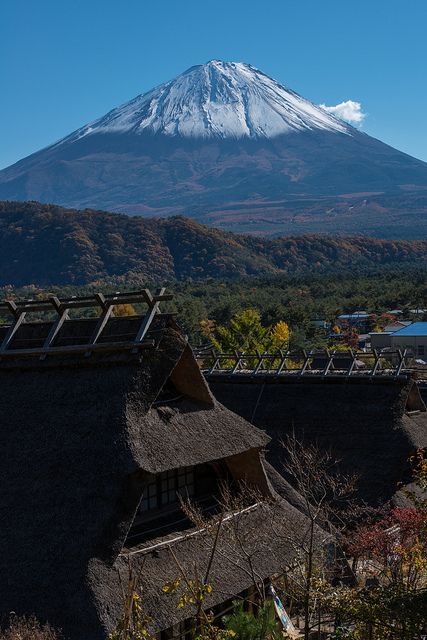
[
  {"xmin": 338, "ymin": 313, "xmax": 370, "ymax": 319},
  {"xmin": 393, "ymin": 322, "xmax": 427, "ymax": 337}
]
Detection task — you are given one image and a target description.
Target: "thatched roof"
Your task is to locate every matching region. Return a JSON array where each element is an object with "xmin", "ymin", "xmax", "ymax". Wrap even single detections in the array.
[
  {"xmin": 207, "ymin": 375, "xmax": 427, "ymax": 506},
  {"xmin": 0, "ymin": 314, "xmax": 279, "ymax": 640},
  {"xmin": 90, "ymin": 490, "xmax": 327, "ymax": 636}
]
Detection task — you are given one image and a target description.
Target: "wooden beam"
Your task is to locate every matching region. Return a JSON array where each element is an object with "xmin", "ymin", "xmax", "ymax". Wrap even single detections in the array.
[
  {"xmin": 253, "ymin": 350, "xmax": 266, "ymax": 375},
  {"xmin": 323, "ymin": 349, "xmax": 334, "ymax": 377},
  {"xmin": 395, "ymin": 348, "xmax": 406, "ymax": 377},
  {"xmin": 42, "ymin": 308, "xmax": 69, "ymax": 351},
  {"xmin": 0, "ymin": 311, "xmax": 26, "ymax": 353},
  {"xmin": 299, "ymin": 350, "xmax": 311, "ymax": 376},
  {"xmin": 275, "ymin": 351, "xmax": 288, "ymax": 376},
  {"xmin": 132, "ymin": 288, "xmax": 166, "ymax": 349},
  {"xmin": 346, "ymin": 350, "xmax": 357, "ymax": 377},
  {"xmin": 5, "ymin": 300, "xmax": 19, "ymax": 318},
  {"xmin": 0, "ymin": 340, "xmax": 155, "ymax": 359},
  {"xmin": 231, "ymin": 350, "xmax": 243, "ymax": 374},
  {"xmin": 87, "ymin": 293, "xmax": 116, "ymax": 346},
  {"xmin": 370, "ymin": 349, "xmax": 381, "ymax": 377}
]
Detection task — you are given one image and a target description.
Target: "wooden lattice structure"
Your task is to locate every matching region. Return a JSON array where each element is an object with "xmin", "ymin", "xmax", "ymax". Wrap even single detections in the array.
[
  {"xmin": 195, "ymin": 347, "xmax": 411, "ymax": 379},
  {"xmin": 0, "ymin": 288, "xmax": 172, "ymax": 358}
]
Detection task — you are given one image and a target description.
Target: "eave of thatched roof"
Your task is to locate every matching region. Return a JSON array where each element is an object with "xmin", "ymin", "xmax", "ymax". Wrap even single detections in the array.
[
  {"xmin": 129, "ymin": 400, "xmax": 268, "ymax": 474},
  {"xmin": 88, "ymin": 496, "xmax": 328, "ymax": 635},
  {"xmin": 262, "ymin": 461, "xmax": 308, "ymax": 514}
]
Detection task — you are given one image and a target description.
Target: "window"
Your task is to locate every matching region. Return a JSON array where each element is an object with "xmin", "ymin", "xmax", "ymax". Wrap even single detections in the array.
[
  {"xmin": 127, "ymin": 462, "xmax": 233, "ymax": 546},
  {"xmin": 418, "ymin": 345, "xmax": 425, "ymax": 356},
  {"xmin": 141, "ymin": 467, "xmax": 195, "ymax": 512}
]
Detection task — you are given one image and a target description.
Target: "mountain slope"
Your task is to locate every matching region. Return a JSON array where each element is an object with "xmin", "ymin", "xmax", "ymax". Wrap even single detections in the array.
[
  {"xmin": 2, "ymin": 201, "xmax": 427, "ymax": 286},
  {"xmin": 1, "ymin": 61, "xmax": 427, "ymax": 237}
]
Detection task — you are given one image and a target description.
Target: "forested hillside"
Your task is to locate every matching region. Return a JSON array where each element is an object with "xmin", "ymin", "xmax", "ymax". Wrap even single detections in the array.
[{"xmin": 1, "ymin": 200, "xmax": 427, "ymax": 286}]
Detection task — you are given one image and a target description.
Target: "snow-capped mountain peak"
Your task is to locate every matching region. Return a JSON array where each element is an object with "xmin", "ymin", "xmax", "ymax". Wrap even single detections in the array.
[{"xmin": 68, "ymin": 60, "xmax": 351, "ymax": 142}]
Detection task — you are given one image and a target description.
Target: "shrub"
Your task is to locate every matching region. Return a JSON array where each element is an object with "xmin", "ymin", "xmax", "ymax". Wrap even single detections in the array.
[{"xmin": 0, "ymin": 615, "xmax": 62, "ymax": 640}]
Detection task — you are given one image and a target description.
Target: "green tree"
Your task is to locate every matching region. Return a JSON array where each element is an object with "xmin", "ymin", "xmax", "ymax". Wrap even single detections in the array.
[
  {"xmin": 210, "ymin": 309, "xmax": 270, "ymax": 353},
  {"xmin": 223, "ymin": 601, "xmax": 280, "ymax": 640},
  {"xmin": 204, "ymin": 309, "xmax": 291, "ymax": 363}
]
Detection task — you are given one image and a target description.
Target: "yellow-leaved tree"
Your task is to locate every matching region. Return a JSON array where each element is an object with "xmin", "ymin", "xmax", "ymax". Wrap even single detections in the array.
[
  {"xmin": 270, "ymin": 320, "xmax": 290, "ymax": 351},
  {"xmin": 114, "ymin": 303, "xmax": 137, "ymax": 317},
  {"xmin": 200, "ymin": 309, "xmax": 290, "ymax": 354}
]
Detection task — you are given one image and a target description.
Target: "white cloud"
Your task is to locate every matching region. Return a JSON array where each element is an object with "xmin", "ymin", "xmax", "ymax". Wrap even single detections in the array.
[{"xmin": 319, "ymin": 100, "xmax": 367, "ymax": 126}]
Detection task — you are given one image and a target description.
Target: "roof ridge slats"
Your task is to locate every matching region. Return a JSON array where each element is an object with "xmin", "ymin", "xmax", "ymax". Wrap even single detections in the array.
[
  {"xmin": 132, "ymin": 287, "xmax": 166, "ymax": 351},
  {"xmin": 86, "ymin": 293, "xmax": 116, "ymax": 353},
  {"xmin": 41, "ymin": 297, "xmax": 70, "ymax": 353},
  {"xmin": 0, "ymin": 288, "xmax": 173, "ymax": 359},
  {"xmin": 195, "ymin": 348, "xmax": 414, "ymax": 380},
  {"xmin": 0, "ymin": 289, "xmax": 173, "ymax": 315},
  {"xmin": 0, "ymin": 305, "xmax": 27, "ymax": 353}
]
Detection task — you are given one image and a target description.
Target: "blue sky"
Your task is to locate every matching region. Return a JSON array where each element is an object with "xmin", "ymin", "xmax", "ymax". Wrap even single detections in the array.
[{"xmin": 1, "ymin": 0, "xmax": 426, "ymax": 169}]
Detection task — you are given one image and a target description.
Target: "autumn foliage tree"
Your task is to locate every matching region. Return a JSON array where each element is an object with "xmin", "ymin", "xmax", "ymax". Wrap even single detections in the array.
[
  {"xmin": 320, "ymin": 451, "xmax": 427, "ymax": 639},
  {"xmin": 346, "ymin": 507, "xmax": 427, "ymax": 588},
  {"xmin": 342, "ymin": 328, "xmax": 359, "ymax": 349},
  {"xmin": 200, "ymin": 308, "xmax": 290, "ymax": 354}
]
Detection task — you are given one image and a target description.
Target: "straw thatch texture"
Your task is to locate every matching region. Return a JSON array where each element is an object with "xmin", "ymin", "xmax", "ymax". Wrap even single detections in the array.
[
  {"xmin": 89, "ymin": 494, "xmax": 326, "ymax": 636},
  {"xmin": 207, "ymin": 376, "xmax": 427, "ymax": 505},
  {"xmin": 0, "ymin": 316, "xmax": 277, "ymax": 640}
]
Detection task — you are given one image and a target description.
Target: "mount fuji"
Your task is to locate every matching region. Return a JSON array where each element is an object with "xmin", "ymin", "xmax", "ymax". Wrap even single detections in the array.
[
  {"xmin": 1, "ymin": 60, "xmax": 427, "ymax": 237},
  {"xmin": 53, "ymin": 60, "xmax": 351, "ymax": 140}
]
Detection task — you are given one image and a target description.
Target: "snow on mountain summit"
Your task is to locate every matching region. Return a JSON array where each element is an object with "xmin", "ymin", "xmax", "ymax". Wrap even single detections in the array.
[{"xmin": 70, "ymin": 60, "xmax": 351, "ymax": 141}]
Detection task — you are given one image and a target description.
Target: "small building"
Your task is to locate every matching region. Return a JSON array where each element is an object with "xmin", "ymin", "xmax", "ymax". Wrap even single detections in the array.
[
  {"xmin": 389, "ymin": 321, "xmax": 427, "ymax": 357},
  {"xmin": 0, "ymin": 291, "xmax": 319, "ymax": 640},
  {"xmin": 336, "ymin": 311, "xmax": 373, "ymax": 333},
  {"xmin": 409, "ymin": 309, "xmax": 427, "ymax": 316},
  {"xmin": 369, "ymin": 321, "xmax": 413, "ymax": 350},
  {"xmin": 310, "ymin": 318, "xmax": 329, "ymax": 330},
  {"xmin": 370, "ymin": 330, "xmax": 395, "ymax": 350}
]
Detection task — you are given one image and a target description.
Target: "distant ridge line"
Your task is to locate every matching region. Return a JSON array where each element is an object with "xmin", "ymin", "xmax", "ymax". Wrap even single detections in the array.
[{"xmin": 1, "ymin": 201, "xmax": 427, "ymax": 286}]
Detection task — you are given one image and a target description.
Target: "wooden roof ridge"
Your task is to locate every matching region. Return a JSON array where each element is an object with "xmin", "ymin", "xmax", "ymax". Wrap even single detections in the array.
[
  {"xmin": 195, "ymin": 346, "xmax": 414, "ymax": 381},
  {"xmin": 0, "ymin": 288, "xmax": 173, "ymax": 359}
]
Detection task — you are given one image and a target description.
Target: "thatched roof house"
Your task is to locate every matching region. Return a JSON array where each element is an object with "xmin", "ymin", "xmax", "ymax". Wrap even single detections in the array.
[
  {"xmin": 207, "ymin": 374, "xmax": 427, "ymax": 506},
  {"xmin": 0, "ymin": 293, "xmax": 320, "ymax": 640}
]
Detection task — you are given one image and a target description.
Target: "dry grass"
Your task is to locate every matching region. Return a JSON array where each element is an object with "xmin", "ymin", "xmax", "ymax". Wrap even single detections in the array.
[{"xmin": 0, "ymin": 616, "xmax": 61, "ymax": 640}]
